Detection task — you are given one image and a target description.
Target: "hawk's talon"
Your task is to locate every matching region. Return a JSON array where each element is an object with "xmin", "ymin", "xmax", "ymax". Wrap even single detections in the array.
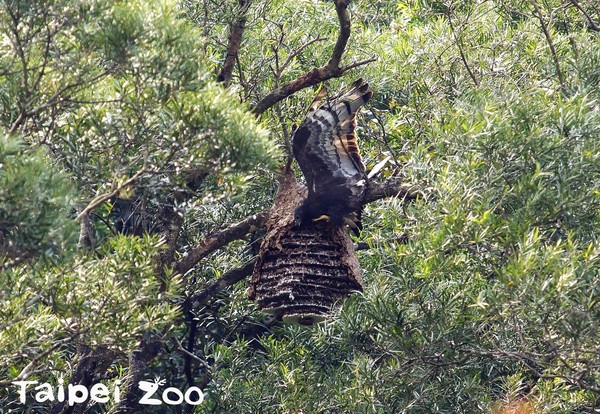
[
  {"xmin": 343, "ymin": 217, "xmax": 359, "ymax": 229},
  {"xmin": 311, "ymin": 214, "xmax": 331, "ymax": 223}
]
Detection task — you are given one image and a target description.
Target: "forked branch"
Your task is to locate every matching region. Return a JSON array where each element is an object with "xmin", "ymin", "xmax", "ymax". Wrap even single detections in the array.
[{"xmin": 252, "ymin": 0, "xmax": 375, "ymax": 115}]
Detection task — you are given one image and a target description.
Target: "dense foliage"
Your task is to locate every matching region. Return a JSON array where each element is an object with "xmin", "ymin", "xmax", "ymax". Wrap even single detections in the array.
[{"xmin": 1, "ymin": 0, "xmax": 599, "ymax": 412}]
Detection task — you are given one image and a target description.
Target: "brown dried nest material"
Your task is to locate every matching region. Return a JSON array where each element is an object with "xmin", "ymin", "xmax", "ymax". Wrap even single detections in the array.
[{"xmin": 249, "ymin": 166, "xmax": 363, "ymax": 325}]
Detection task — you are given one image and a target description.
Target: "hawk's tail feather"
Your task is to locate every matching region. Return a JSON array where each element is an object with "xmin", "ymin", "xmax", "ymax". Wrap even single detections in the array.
[
  {"xmin": 329, "ymin": 80, "xmax": 372, "ymax": 172},
  {"xmin": 334, "ymin": 81, "xmax": 372, "ymax": 119},
  {"xmin": 344, "ymin": 210, "xmax": 363, "ymax": 237},
  {"xmin": 305, "ymin": 86, "xmax": 328, "ymax": 119},
  {"xmin": 343, "ymin": 133, "xmax": 362, "ymax": 167}
]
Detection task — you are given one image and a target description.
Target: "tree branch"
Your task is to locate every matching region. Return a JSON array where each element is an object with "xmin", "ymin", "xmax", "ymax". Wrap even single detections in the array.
[
  {"xmin": 77, "ymin": 212, "xmax": 93, "ymax": 249},
  {"xmin": 115, "ymin": 336, "xmax": 165, "ymax": 413},
  {"xmin": 183, "ymin": 259, "xmax": 257, "ymax": 311},
  {"xmin": 365, "ymin": 178, "xmax": 421, "ymax": 204},
  {"xmin": 328, "ymin": 0, "xmax": 351, "ymax": 69},
  {"xmin": 252, "ymin": 0, "xmax": 374, "ymax": 116},
  {"xmin": 75, "ymin": 167, "xmax": 147, "ymax": 222},
  {"xmin": 340, "ymin": 57, "xmax": 377, "ymax": 72},
  {"xmin": 25, "ymin": 69, "xmax": 111, "ymax": 119},
  {"xmin": 569, "ymin": 0, "xmax": 600, "ymax": 32},
  {"xmin": 155, "ymin": 201, "xmax": 185, "ymax": 288},
  {"xmin": 532, "ymin": 1, "xmax": 566, "ymax": 93},
  {"xmin": 51, "ymin": 345, "xmax": 117, "ymax": 414},
  {"xmin": 446, "ymin": 11, "xmax": 479, "ymax": 87},
  {"xmin": 175, "ymin": 211, "xmax": 268, "ymax": 276},
  {"xmin": 462, "ymin": 347, "xmax": 600, "ymax": 394},
  {"xmin": 0, "ymin": 336, "xmax": 75, "ymax": 387},
  {"xmin": 278, "ymin": 37, "xmax": 327, "ymax": 77},
  {"xmin": 113, "ymin": 175, "xmax": 204, "ymax": 412},
  {"xmin": 217, "ymin": 0, "xmax": 252, "ymax": 86}
]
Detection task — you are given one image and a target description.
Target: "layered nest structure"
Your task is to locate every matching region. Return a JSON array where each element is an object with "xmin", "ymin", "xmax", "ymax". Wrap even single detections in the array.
[{"xmin": 248, "ymin": 166, "xmax": 363, "ymax": 325}]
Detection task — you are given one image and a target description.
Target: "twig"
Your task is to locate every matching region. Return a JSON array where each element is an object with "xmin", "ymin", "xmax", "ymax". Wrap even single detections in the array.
[
  {"xmin": 0, "ymin": 337, "xmax": 74, "ymax": 387},
  {"xmin": 356, "ymin": 234, "xmax": 408, "ymax": 251},
  {"xmin": 532, "ymin": 1, "xmax": 566, "ymax": 93},
  {"xmin": 75, "ymin": 167, "xmax": 147, "ymax": 222},
  {"xmin": 174, "ymin": 337, "xmax": 211, "ymax": 370},
  {"xmin": 278, "ymin": 36, "xmax": 328, "ymax": 77},
  {"xmin": 446, "ymin": 11, "xmax": 479, "ymax": 87},
  {"xmin": 339, "ymin": 57, "xmax": 377, "ymax": 72},
  {"xmin": 25, "ymin": 70, "xmax": 111, "ymax": 119},
  {"xmin": 274, "ymin": 103, "xmax": 292, "ymax": 155},
  {"xmin": 569, "ymin": 0, "xmax": 600, "ymax": 31},
  {"xmin": 369, "ymin": 108, "xmax": 401, "ymax": 166}
]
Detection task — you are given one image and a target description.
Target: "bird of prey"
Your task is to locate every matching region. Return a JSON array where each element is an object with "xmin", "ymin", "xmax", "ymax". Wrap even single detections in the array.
[{"xmin": 292, "ymin": 78, "xmax": 372, "ymax": 235}]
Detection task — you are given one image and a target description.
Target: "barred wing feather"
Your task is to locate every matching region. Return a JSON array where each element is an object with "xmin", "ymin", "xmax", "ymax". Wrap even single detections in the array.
[{"xmin": 292, "ymin": 79, "xmax": 372, "ymax": 229}]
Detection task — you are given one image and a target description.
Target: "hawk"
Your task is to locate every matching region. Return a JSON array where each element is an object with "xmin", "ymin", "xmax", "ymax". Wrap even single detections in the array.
[{"xmin": 292, "ymin": 78, "xmax": 372, "ymax": 234}]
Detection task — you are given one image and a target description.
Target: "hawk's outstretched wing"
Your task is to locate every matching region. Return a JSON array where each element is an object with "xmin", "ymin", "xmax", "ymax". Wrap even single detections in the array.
[{"xmin": 292, "ymin": 79, "xmax": 372, "ymax": 229}]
